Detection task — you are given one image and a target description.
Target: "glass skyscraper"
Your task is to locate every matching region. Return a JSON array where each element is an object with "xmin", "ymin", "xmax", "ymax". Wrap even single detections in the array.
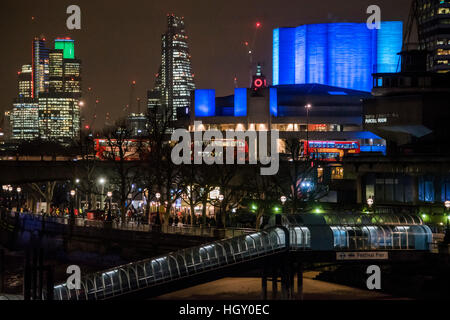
[
  {"xmin": 18, "ymin": 65, "xmax": 32, "ymax": 98},
  {"xmin": 10, "ymin": 99, "xmax": 40, "ymax": 141},
  {"xmin": 10, "ymin": 37, "xmax": 81, "ymax": 143},
  {"xmin": 38, "ymin": 38, "xmax": 81, "ymax": 143},
  {"xmin": 416, "ymin": 0, "xmax": 450, "ymax": 73},
  {"xmin": 150, "ymin": 14, "xmax": 195, "ymax": 121},
  {"xmin": 38, "ymin": 93, "xmax": 80, "ymax": 141},
  {"xmin": 32, "ymin": 37, "xmax": 49, "ymax": 98}
]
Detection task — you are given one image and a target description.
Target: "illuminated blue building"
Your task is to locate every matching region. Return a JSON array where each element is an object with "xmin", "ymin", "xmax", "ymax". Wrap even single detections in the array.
[{"xmin": 273, "ymin": 22, "xmax": 403, "ymax": 92}]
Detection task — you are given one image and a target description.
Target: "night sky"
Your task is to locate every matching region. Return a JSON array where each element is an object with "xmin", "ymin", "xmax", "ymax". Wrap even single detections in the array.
[{"xmin": 0, "ymin": 0, "xmax": 413, "ymax": 129}]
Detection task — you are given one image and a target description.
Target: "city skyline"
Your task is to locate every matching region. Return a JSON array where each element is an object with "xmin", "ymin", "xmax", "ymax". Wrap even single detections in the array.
[
  {"xmin": 3, "ymin": 0, "xmax": 450, "ymax": 306},
  {"xmin": 0, "ymin": 0, "xmax": 413, "ymax": 129}
]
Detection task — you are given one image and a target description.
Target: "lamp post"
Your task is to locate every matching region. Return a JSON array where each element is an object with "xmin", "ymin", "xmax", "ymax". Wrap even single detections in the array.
[
  {"xmin": 218, "ymin": 194, "xmax": 224, "ymax": 229},
  {"xmin": 98, "ymin": 178, "xmax": 106, "ymax": 210},
  {"xmin": 305, "ymin": 104, "xmax": 312, "ymax": 158},
  {"xmin": 8, "ymin": 186, "xmax": 13, "ymax": 211},
  {"xmin": 75, "ymin": 179, "xmax": 80, "ymax": 215},
  {"xmin": 16, "ymin": 187, "xmax": 22, "ymax": 212},
  {"xmin": 70, "ymin": 190, "xmax": 76, "ymax": 223},
  {"xmin": 155, "ymin": 193, "xmax": 161, "ymax": 226},
  {"xmin": 107, "ymin": 191, "xmax": 113, "ymax": 222},
  {"xmin": 1, "ymin": 185, "xmax": 7, "ymax": 209}
]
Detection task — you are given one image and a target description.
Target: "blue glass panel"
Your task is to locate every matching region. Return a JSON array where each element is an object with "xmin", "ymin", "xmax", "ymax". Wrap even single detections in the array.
[
  {"xmin": 328, "ymin": 23, "xmax": 374, "ymax": 92},
  {"xmin": 419, "ymin": 176, "xmax": 435, "ymax": 203},
  {"xmin": 270, "ymin": 88, "xmax": 278, "ymax": 117},
  {"xmin": 376, "ymin": 21, "xmax": 403, "ymax": 73},
  {"xmin": 272, "ymin": 22, "xmax": 403, "ymax": 91},
  {"xmin": 275, "ymin": 28, "xmax": 296, "ymax": 85},
  {"xmin": 441, "ymin": 177, "xmax": 450, "ymax": 202},
  {"xmin": 195, "ymin": 89, "xmax": 216, "ymax": 117},
  {"xmin": 234, "ymin": 88, "xmax": 247, "ymax": 117},
  {"xmin": 294, "ymin": 26, "xmax": 306, "ymax": 84},
  {"xmin": 306, "ymin": 24, "xmax": 328, "ymax": 85},
  {"xmin": 273, "ymin": 29, "xmax": 280, "ymax": 86}
]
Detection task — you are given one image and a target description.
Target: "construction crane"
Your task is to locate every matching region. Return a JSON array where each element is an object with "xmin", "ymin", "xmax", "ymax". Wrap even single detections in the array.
[
  {"xmin": 397, "ymin": 0, "xmax": 421, "ymax": 71},
  {"xmin": 403, "ymin": 0, "xmax": 421, "ymax": 51}
]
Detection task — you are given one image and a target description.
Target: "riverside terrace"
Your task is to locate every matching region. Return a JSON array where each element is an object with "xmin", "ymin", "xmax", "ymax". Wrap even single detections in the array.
[{"xmin": 38, "ymin": 213, "xmax": 435, "ymax": 301}]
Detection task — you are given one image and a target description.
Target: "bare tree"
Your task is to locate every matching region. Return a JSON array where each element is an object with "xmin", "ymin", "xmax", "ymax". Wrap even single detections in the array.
[
  {"xmin": 29, "ymin": 182, "xmax": 57, "ymax": 214},
  {"xmin": 243, "ymin": 165, "xmax": 281, "ymax": 229},
  {"xmin": 102, "ymin": 119, "xmax": 141, "ymax": 224},
  {"xmin": 143, "ymin": 106, "xmax": 183, "ymax": 227},
  {"xmin": 276, "ymin": 138, "xmax": 329, "ymax": 213}
]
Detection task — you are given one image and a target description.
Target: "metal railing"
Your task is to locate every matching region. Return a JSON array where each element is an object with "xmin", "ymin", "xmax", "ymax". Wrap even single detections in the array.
[
  {"xmin": 50, "ymin": 227, "xmax": 289, "ymax": 300},
  {"xmin": 5, "ymin": 212, "xmax": 256, "ymax": 239}
]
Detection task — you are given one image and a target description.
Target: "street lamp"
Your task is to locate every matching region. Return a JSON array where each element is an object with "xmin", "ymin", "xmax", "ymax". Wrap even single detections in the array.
[
  {"xmin": 16, "ymin": 187, "xmax": 22, "ymax": 211},
  {"xmin": 155, "ymin": 193, "xmax": 161, "ymax": 226},
  {"xmin": 98, "ymin": 178, "xmax": 106, "ymax": 210},
  {"xmin": 70, "ymin": 190, "xmax": 76, "ymax": 221},
  {"xmin": 305, "ymin": 104, "xmax": 312, "ymax": 158},
  {"xmin": 218, "ymin": 195, "xmax": 224, "ymax": 229},
  {"xmin": 107, "ymin": 191, "xmax": 113, "ymax": 221}
]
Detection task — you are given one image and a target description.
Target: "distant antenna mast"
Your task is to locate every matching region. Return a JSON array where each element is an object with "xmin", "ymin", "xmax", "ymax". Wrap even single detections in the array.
[{"xmin": 128, "ymin": 80, "xmax": 136, "ymax": 115}]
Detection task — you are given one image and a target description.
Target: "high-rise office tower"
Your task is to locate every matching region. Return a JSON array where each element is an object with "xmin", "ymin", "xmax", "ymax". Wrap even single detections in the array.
[
  {"xmin": 49, "ymin": 49, "xmax": 64, "ymax": 92},
  {"xmin": 18, "ymin": 65, "xmax": 33, "ymax": 98},
  {"xmin": 49, "ymin": 39, "xmax": 81, "ymax": 94},
  {"xmin": 10, "ymin": 99, "xmax": 40, "ymax": 141},
  {"xmin": 38, "ymin": 93, "xmax": 80, "ymax": 141},
  {"xmin": 32, "ymin": 37, "xmax": 49, "ymax": 98},
  {"xmin": 37, "ymin": 38, "xmax": 81, "ymax": 142},
  {"xmin": 11, "ymin": 37, "xmax": 82, "ymax": 143},
  {"xmin": 152, "ymin": 14, "xmax": 195, "ymax": 121},
  {"xmin": 416, "ymin": 0, "xmax": 450, "ymax": 72}
]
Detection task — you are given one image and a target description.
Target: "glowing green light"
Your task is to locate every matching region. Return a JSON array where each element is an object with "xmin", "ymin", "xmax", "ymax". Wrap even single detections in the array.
[
  {"xmin": 314, "ymin": 207, "xmax": 322, "ymax": 214},
  {"xmin": 421, "ymin": 214, "xmax": 427, "ymax": 220},
  {"xmin": 274, "ymin": 206, "xmax": 281, "ymax": 213},
  {"xmin": 55, "ymin": 39, "xmax": 75, "ymax": 59},
  {"xmin": 251, "ymin": 204, "xmax": 258, "ymax": 211}
]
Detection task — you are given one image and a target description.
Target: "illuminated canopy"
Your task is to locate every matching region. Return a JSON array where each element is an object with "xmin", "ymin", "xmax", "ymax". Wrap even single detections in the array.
[{"xmin": 273, "ymin": 22, "xmax": 403, "ymax": 92}]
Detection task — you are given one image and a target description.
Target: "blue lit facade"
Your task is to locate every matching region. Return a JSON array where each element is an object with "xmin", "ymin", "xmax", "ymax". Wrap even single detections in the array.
[
  {"xmin": 234, "ymin": 88, "xmax": 247, "ymax": 117},
  {"xmin": 195, "ymin": 89, "xmax": 216, "ymax": 117},
  {"xmin": 273, "ymin": 22, "xmax": 403, "ymax": 92},
  {"xmin": 270, "ymin": 87, "xmax": 278, "ymax": 116}
]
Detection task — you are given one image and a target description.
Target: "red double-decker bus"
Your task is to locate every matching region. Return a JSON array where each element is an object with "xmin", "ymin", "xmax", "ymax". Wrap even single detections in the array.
[
  {"xmin": 94, "ymin": 139, "xmax": 150, "ymax": 161},
  {"xmin": 304, "ymin": 141, "xmax": 360, "ymax": 161}
]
